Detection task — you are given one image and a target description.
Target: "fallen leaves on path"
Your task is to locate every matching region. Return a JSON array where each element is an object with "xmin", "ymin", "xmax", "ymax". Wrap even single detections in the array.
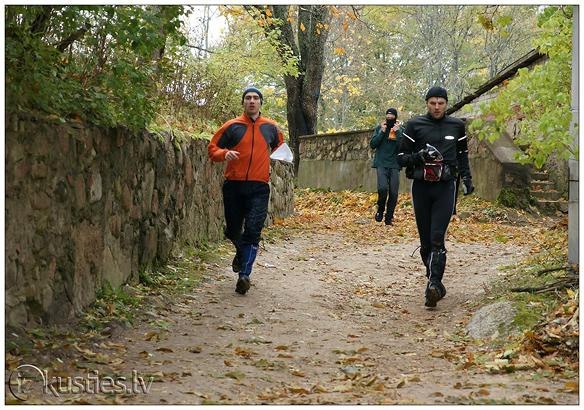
[
  {"xmin": 270, "ymin": 189, "xmax": 563, "ymax": 249},
  {"xmin": 519, "ymin": 289, "xmax": 579, "ymax": 373}
]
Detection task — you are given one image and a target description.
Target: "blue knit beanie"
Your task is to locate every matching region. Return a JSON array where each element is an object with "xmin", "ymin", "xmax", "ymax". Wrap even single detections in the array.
[{"xmin": 242, "ymin": 87, "xmax": 263, "ymax": 104}]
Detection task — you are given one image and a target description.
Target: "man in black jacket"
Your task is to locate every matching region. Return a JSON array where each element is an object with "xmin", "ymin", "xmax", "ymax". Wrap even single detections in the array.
[{"xmin": 397, "ymin": 86, "xmax": 474, "ymax": 308}]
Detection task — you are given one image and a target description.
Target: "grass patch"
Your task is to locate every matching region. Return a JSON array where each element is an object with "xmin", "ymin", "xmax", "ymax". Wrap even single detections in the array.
[
  {"xmin": 76, "ymin": 240, "xmax": 230, "ymax": 336},
  {"xmin": 6, "ymin": 239, "xmax": 232, "ymax": 366},
  {"xmin": 136, "ymin": 240, "xmax": 231, "ymax": 295},
  {"xmin": 472, "ymin": 216, "xmax": 570, "ymax": 353},
  {"xmin": 79, "ymin": 281, "xmax": 143, "ymax": 332}
]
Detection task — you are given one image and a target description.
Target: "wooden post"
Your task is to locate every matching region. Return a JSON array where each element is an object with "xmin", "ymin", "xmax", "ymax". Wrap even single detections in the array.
[{"xmin": 568, "ymin": 6, "xmax": 579, "ymax": 264}]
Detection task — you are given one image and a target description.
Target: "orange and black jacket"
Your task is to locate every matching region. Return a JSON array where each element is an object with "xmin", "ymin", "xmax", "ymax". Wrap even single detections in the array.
[{"xmin": 208, "ymin": 113, "xmax": 284, "ymax": 183}]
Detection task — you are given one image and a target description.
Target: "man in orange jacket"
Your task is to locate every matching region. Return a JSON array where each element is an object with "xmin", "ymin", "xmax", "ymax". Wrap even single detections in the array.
[{"xmin": 208, "ymin": 87, "xmax": 284, "ymax": 295}]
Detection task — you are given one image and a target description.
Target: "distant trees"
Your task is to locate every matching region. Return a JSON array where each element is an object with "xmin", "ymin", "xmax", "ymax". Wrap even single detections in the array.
[
  {"xmin": 244, "ymin": 5, "xmax": 331, "ymax": 174},
  {"xmin": 317, "ymin": 5, "xmax": 538, "ymax": 131},
  {"xmin": 7, "ymin": 4, "xmax": 552, "ymax": 170}
]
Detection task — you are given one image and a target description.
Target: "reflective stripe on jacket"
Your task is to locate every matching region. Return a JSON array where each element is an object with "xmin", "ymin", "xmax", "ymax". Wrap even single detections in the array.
[{"xmin": 397, "ymin": 113, "xmax": 471, "ymax": 179}]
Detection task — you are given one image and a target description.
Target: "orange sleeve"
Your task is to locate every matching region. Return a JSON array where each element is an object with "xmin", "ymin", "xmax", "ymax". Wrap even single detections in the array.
[
  {"xmin": 273, "ymin": 126, "xmax": 284, "ymax": 152},
  {"xmin": 208, "ymin": 122, "xmax": 229, "ymax": 162}
]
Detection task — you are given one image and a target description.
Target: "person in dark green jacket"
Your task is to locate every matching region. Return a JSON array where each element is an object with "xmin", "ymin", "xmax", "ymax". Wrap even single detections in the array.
[{"xmin": 370, "ymin": 108, "xmax": 403, "ymax": 225}]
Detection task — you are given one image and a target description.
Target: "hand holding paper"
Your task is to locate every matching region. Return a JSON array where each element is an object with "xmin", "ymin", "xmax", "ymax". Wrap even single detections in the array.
[{"xmin": 270, "ymin": 143, "xmax": 294, "ymax": 163}]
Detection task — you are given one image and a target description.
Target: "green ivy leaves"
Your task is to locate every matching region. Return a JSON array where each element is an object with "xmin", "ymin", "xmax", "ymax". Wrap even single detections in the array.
[{"xmin": 468, "ymin": 6, "xmax": 576, "ymax": 169}]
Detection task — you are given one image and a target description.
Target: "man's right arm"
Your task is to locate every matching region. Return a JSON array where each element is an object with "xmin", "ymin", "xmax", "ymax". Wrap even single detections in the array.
[
  {"xmin": 208, "ymin": 123, "xmax": 230, "ymax": 162},
  {"xmin": 370, "ymin": 125, "xmax": 384, "ymax": 149},
  {"xmin": 397, "ymin": 121, "xmax": 425, "ymax": 168}
]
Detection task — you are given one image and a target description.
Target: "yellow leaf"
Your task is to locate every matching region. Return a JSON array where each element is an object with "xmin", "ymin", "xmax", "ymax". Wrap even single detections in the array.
[
  {"xmin": 566, "ymin": 288, "xmax": 575, "ymax": 299},
  {"xmin": 235, "ymin": 347, "xmax": 256, "ymax": 358},
  {"xmin": 300, "ymin": 22, "xmax": 306, "ymax": 32},
  {"xmin": 312, "ymin": 384, "xmax": 328, "ymax": 393},
  {"xmin": 374, "ymin": 383, "xmax": 385, "ymax": 391},
  {"xmin": 289, "ymin": 386, "xmax": 310, "ymax": 395},
  {"xmin": 265, "ymin": 8, "xmax": 272, "ymax": 17},
  {"xmin": 563, "ymin": 381, "xmax": 578, "ymax": 393},
  {"xmin": 144, "ymin": 331, "xmax": 160, "ymax": 341},
  {"xmin": 334, "ymin": 47, "xmax": 347, "ymax": 55}
]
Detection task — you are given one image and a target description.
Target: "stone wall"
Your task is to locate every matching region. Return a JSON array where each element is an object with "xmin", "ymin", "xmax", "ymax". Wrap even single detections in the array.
[
  {"xmin": 457, "ymin": 80, "xmax": 568, "ymax": 198},
  {"xmin": 296, "ymin": 124, "xmax": 532, "ymax": 202},
  {"xmin": 465, "ymin": 126, "xmax": 530, "ymax": 202},
  {"xmin": 5, "ymin": 113, "xmax": 294, "ymax": 328},
  {"xmin": 297, "ymin": 130, "xmax": 409, "ymax": 193}
]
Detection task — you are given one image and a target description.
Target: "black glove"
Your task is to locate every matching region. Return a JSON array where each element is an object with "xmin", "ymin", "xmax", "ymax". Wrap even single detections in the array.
[
  {"xmin": 417, "ymin": 149, "xmax": 434, "ymax": 163},
  {"xmin": 462, "ymin": 177, "xmax": 474, "ymax": 195}
]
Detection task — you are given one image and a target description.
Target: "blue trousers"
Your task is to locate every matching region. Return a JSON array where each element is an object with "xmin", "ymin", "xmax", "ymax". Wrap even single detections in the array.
[{"xmin": 222, "ymin": 180, "xmax": 270, "ymax": 276}]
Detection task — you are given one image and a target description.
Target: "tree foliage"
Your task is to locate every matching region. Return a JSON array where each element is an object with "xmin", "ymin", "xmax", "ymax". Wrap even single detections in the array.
[
  {"xmin": 155, "ymin": 7, "xmax": 297, "ymax": 140},
  {"xmin": 242, "ymin": 5, "xmax": 331, "ymax": 174},
  {"xmin": 5, "ymin": 5, "xmax": 188, "ymax": 131},
  {"xmin": 468, "ymin": 6, "xmax": 576, "ymax": 168},
  {"xmin": 317, "ymin": 5, "xmax": 538, "ymax": 132}
]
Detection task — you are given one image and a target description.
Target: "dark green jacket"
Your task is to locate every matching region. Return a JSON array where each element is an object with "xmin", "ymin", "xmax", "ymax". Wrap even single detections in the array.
[{"xmin": 370, "ymin": 125, "xmax": 403, "ymax": 169}]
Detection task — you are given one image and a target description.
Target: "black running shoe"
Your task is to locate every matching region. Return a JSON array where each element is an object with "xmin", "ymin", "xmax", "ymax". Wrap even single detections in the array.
[
  {"xmin": 375, "ymin": 210, "xmax": 384, "ymax": 222},
  {"xmin": 437, "ymin": 282, "xmax": 447, "ymax": 299},
  {"xmin": 425, "ymin": 283, "xmax": 440, "ymax": 308},
  {"xmin": 235, "ymin": 276, "xmax": 251, "ymax": 295},
  {"xmin": 384, "ymin": 218, "xmax": 393, "ymax": 226},
  {"xmin": 232, "ymin": 253, "xmax": 241, "ymax": 273}
]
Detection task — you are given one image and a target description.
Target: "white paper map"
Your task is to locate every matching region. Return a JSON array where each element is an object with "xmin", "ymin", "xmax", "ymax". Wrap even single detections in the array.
[{"xmin": 270, "ymin": 143, "xmax": 294, "ymax": 163}]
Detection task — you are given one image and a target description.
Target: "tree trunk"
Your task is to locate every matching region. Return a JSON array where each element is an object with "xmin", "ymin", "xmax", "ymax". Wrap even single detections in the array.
[{"xmin": 254, "ymin": 5, "xmax": 330, "ymax": 175}]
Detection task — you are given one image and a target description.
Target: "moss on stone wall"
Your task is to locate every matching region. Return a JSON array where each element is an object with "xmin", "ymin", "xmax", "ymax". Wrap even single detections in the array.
[{"xmin": 496, "ymin": 187, "xmax": 535, "ymax": 209}]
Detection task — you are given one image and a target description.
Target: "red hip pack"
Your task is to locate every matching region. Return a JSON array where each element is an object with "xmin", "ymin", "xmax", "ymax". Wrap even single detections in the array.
[{"xmin": 423, "ymin": 162, "xmax": 443, "ymax": 182}]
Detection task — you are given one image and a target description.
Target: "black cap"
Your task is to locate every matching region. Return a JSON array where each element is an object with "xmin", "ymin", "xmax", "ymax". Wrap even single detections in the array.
[
  {"xmin": 386, "ymin": 108, "xmax": 398, "ymax": 118},
  {"xmin": 425, "ymin": 86, "xmax": 448, "ymax": 101},
  {"xmin": 242, "ymin": 87, "xmax": 263, "ymax": 104}
]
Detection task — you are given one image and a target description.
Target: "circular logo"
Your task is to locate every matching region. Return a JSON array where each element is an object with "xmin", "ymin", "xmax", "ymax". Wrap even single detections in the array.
[{"xmin": 8, "ymin": 364, "xmax": 46, "ymax": 401}]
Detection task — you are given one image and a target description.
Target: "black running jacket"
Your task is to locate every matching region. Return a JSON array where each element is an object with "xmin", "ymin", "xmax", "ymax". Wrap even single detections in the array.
[{"xmin": 397, "ymin": 113, "xmax": 472, "ymax": 180}]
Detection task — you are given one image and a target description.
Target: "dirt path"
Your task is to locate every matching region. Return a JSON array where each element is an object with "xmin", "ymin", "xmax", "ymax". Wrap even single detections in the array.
[{"xmin": 20, "ymin": 228, "xmax": 575, "ymax": 404}]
